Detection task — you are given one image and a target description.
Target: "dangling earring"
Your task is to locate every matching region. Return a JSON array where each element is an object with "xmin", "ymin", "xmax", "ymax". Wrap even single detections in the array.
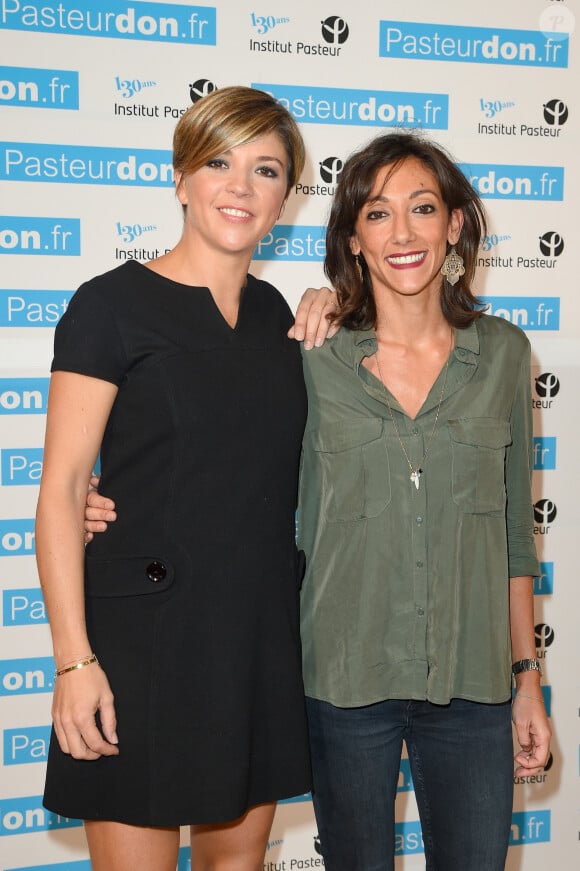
[
  {"xmin": 354, "ymin": 254, "xmax": 363, "ymax": 284},
  {"xmin": 440, "ymin": 247, "xmax": 465, "ymax": 286}
]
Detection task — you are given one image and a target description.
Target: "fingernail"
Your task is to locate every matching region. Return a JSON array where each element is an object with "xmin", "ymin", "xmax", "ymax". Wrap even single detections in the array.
[
  {"xmin": 315, "ymin": 338, "xmax": 323, "ymax": 347},
  {"xmin": 304, "ymin": 340, "xmax": 313, "ymax": 350}
]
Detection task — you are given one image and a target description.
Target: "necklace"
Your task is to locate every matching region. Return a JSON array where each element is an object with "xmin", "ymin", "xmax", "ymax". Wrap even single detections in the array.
[{"xmin": 374, "ymin": 329, "xmax": 453, "ymax": 490}]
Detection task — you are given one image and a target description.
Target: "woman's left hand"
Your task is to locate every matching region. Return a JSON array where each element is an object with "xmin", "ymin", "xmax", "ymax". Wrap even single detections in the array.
[
  {"xmin": 84, "ymin": 475, "xmax": 116, "ymax": 543},
  {"xmin": 287, "ymin": 286, "xmax": 340, "ymax": 349},
  {"xmin": 512, "ymin": 692, "xmax": 552, "ymax": 777}
]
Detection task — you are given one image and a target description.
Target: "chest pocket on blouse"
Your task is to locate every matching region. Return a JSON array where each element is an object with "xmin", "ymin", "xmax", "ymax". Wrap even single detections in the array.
[
  {"xmin": 449, "ymin": 418, "xmax": 512, "ymax": 514},
  {"xmin": 313, "ymin": 419, "xmax": 391, "ymax": 522}
]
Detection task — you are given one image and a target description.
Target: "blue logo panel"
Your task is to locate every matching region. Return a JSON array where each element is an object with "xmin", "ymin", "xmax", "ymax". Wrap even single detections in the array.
[
  {"xmin": 0, "ymin": 144, "xmax": 173, "ymax": 186},
  {"xmin": 3, "ymin": 725, "xmax": 51, "ymax": 764},
  {"xmin": 395, "ymin": 821, "xmax": 424, "ymax": 855},
  {"xmin": 3, "ymin": 588, "xmax": 47, "ymax": 626},
  {"xmin": 397, "ymin": 758, "xmax": 414, "ymax": 792},
  {"xmin": 0, "ymin": 378, "xmax": 49, "ymax": 414},
  {"xmin": 0, "ymin": 216, "xmax": 80, "ymax": 255},
  {"xmin": 279, "ymin": 792, "xmax": 312, "ymax": 804},
  {"xmin": 0, "ymin": 795, "xmax": 82, "ymax": 836},
  {"xmin": 1, "ymin": 448, "xmax": 44, "ymax": 485},
  {"xmin": 509, "ymin": 810, "xmax": 551, "ymax": 844},
  {"xmin": 0, "ymin": 290, "xmax": 74, "ymax": 326},
  {"xmin": 254, "ymin": 225, "xmax": 326, "ymax": 261},
  {"xmin": 379, "ymin": 22, "xmax": 568, "ymax": 68},
  {"xmin": 0, "ymin": 657, "xmax": 54, "ymax": 696},
  {"xmin": 5, "ymin": 864, "xmax": 91, "ymax": 871},
  {"xmin": 460, "ymin": 164, "xmax": 564, "ymax": 200},
  {"xmin": 480, "ymin": 297, "xmax": 560, "ymax": 331},
  {"xmin": 253, "ymin": 83, "xmax": 448, "ymax": 129},
  {"xmin": 0, "ymin": 519, "xmax": 36, "ymax": 555},
  {"xmin": 542, "ymin": 686, "xmax": 551, "ymax": 716},
  {"xmin": 0, "ymin": 3, "xmax": 216, "ymax": 45},
  {"xmin": 0, "ymin": 66, "xmax": 78, "ymax": 108},
  {"xmin": 534, "ymin": 562, "xmax": 554, "ymax": 596},
  {"xmin": 533, "ymin": 437, "xmax": 557, "ymax": 470},
  {"xmin": 395, "ymin": 811, "xmax": 552, "ymax": 853}
]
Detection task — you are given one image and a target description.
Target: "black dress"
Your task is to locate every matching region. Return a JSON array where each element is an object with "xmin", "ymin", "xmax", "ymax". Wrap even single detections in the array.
[{"xmin": 43, "ymin": 260, "xmax": 311, "ymax": 826}]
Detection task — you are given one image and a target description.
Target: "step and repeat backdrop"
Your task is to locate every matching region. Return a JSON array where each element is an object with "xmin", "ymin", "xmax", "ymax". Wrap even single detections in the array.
[{"xmin": 0, "ymin": 1, "xmax": 578, "ymax": 868}]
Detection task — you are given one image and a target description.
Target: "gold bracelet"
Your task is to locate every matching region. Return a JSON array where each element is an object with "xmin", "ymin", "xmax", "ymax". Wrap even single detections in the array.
[
  {"xmin": 55, "ymin": 654, "xmax": 99, "ymax": 677},
  {"xmin": 515, "ymin": 692, "xmax": 544, "ymax": 703}
]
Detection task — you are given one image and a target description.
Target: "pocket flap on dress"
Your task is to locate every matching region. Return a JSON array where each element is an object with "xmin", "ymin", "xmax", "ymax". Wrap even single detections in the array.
[
  {"xmin": 312, "ymin": 418, "xmax": 383, "ymax": 453},
  {"xmin": 85, "ymin": 555, "xmax": 175, "ymax": 598},
  {"xmin": 448, "ymin": 418, "xmax": 512, "ymax": 449}
]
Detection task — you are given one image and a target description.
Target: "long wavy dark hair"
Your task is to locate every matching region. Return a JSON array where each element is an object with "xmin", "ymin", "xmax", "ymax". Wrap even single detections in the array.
[{"xmin": 325, "ymin": 132, "xmax": 487, "ymax": 330}]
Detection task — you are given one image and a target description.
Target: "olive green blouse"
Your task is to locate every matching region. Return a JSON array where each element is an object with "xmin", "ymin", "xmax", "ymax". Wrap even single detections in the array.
[{"xmin": 298, "ymin": 315, "xmax": 539, "ymax": 707}]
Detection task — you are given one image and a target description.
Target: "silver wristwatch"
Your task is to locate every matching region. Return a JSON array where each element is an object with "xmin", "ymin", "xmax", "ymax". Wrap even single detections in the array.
[{"xmin": 511, "ymin": 658, "xmax": 542, "ymax": 676}]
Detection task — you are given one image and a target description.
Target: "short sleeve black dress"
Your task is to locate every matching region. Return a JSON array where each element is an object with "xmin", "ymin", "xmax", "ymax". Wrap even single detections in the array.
[{"xmin": 43, "ymin": 260, "xmax": 311, "ymax": 826}]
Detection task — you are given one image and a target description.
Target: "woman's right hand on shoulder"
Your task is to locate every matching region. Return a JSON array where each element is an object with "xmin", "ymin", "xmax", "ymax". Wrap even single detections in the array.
[
  {"xmin": 84, "ymin": 475, "xmax": 117, "ymax": 543},
  {"xmin": 52, "ymin": 660, "xmax": 119, "ymax": 760}
]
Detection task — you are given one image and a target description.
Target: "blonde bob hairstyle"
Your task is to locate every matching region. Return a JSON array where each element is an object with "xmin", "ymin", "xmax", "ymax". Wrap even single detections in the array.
[{"xmin": 173, "ymin": 86, "xmax": 305, "ymax": 197}]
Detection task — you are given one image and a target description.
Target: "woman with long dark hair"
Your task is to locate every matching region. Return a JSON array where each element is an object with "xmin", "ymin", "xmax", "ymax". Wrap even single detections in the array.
[{"xmin": 299, "ymin": 131, "xmax": 550, "ymax": 870}]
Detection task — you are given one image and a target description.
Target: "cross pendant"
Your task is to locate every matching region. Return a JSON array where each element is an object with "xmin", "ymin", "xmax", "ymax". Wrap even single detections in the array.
[{"xmin": 410, "ymin": 469, "xmax": 422, "ymax": 490}]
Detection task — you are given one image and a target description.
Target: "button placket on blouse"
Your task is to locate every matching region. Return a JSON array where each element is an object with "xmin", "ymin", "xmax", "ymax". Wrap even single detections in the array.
[
  {"xmin": 356, "ymin": 344, "xmax": 435, "ymax": 648},
  {"xmin": 408, "ymin": 426, "xmax": 428, "ymax": 635}
]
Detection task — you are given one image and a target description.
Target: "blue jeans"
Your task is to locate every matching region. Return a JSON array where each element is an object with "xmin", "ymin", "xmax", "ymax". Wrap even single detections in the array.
[{"xmin": 306, "ymin": 697, "xmax": 513, "ymax": 871}]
